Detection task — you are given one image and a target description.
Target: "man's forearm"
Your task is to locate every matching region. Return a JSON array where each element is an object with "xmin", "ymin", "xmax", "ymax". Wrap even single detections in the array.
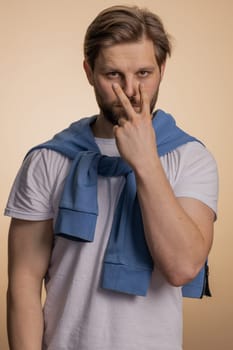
[
  {"xmin": 7, "ymin": 286, "xmax": 44, "ymax": 350},
  {"xmin": 7, "ymin": 218, "xmax": 53, "ymax": 350},
  {"xmin": 135, "ymin": 157, "xmax": 214, "ymax": 286}
]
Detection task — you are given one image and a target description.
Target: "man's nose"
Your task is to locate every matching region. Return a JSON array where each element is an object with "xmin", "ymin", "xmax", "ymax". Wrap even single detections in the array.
[{"xmin": 122, "ymin": 76, "xmax": 138, "ymax": 99}]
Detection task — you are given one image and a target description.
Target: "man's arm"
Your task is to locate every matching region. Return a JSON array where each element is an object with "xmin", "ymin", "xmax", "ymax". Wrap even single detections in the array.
[
  {"xmin": 134, "ymin": 162, "xmax": 214, "ymax": 286},
  {"xmin": 7, "ymin": 218, "xmax": 53, "ymax": 350},
  {"xmin": 113, "ymin": 82, "xmax": 215, "ymax": 286}
]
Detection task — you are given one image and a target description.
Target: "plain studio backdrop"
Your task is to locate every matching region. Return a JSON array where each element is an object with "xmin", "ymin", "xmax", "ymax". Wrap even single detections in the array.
[{"xmin": 0, "ymin": 1, "xmax": 232, "ymax": 349}]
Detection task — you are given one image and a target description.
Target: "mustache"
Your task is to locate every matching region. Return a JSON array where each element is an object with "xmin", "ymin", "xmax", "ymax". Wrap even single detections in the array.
[
  {"xmin": 113, "ymin": 101, "xmax": 141, "ymax": 109},
  {"xmin": 113, "ymin": 95, "xmax": 141, "ymax": 108}
]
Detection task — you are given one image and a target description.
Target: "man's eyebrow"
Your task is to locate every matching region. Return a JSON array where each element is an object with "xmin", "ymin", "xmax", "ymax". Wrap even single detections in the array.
[
  {"xmin": 99, "ymin": 65, "xmax": 120, "ymax": 72},
  {"xmin": 99, "ymin": 65, "xmax": 156, "ymax": 72},
  {"xmin": 137, "ymin": 66, "xmax": 156, "ymax": 71}
]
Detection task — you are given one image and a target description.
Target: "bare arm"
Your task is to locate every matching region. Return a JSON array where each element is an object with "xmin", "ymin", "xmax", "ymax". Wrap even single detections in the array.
[
  {"xmin": 135, "ymin": 161, "xmax": 214, "ymax": 286},
  {"xmin": 113, "ymin": 83, "xmax": 215, "ymax": 286},
  {"xmin": 7, "ymin": 218, "xmax": 53, "ymax": 350}
]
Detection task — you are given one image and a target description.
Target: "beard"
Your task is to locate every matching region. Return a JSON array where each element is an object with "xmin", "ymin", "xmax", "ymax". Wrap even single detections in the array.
[{"xmin": 94, "ymin": 87, "xmax": 160, "ymax": 126}]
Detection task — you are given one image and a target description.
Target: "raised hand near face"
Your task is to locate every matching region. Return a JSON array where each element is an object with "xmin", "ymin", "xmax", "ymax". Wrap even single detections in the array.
[{"xmin": 113, "ymin": 82, "xmax": 158, "ymax": 171}]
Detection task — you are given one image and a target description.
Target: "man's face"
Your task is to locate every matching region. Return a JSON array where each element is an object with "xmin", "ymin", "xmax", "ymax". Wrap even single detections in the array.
[{"xmin": 84, "ymin": 37, "xmax": 165, "ymax": 126}]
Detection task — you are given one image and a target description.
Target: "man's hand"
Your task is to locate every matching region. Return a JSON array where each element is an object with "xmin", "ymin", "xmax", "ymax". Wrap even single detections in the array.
[
  {"xmin": 112, "ymin": 83, "xmax": 158, "ymax": 170},
  {"xmin": 112, "ymin": 82, "xmax": 215, "ymax": 287}
]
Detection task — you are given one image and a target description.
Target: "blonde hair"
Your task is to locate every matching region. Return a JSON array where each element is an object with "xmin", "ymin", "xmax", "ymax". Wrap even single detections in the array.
[{"xmin": 84, "ymin": 5, "xmax": 172, "ymax": 69}]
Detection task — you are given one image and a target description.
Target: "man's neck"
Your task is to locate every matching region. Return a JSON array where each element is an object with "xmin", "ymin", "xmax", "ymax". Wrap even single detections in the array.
[{"xmin": 91, "ymin": 114, "xmax": 115, "ymax": 139}]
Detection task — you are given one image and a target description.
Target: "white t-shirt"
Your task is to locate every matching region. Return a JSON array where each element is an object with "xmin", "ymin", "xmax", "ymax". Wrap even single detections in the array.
[{"xmin": 5, "ymin": 139, "xmax": 218, "ymax": 350}]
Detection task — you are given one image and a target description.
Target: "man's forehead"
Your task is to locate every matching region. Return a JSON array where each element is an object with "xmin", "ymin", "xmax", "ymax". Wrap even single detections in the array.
[{"xmin": 95, "ymin": 39, "xmax": 157, "ymax": 68}]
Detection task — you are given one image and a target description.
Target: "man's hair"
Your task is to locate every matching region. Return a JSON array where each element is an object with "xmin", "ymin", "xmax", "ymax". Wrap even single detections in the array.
[{"xmin": 84, "ymin": 5, "xmax": 172, "ymax": 70}]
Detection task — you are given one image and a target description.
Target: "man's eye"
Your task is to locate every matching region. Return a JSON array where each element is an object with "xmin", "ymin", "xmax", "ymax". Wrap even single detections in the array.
[
  {"xmin": 106, "ymin": 72, "xmax": 120, "ymax": 78},
  {"xmin": 138, "ymin": 71, "xmax": 149, "ymax": 77}
]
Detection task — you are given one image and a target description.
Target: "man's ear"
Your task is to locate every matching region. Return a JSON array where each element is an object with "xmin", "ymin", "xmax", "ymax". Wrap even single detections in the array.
[
  {"xmin": 160, "ymin": 61, "xmax": 166, "ymax": 81},
  {"xmin": 83, "ymin": 60, "xmax": 94, "ymax": 86}
]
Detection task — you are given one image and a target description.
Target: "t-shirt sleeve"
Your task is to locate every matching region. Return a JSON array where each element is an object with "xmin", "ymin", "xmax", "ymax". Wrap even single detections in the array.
[
  {"xmin": 4, "ymin": 149, "xmax": 70, "ymax": 221},
  {"xmin": 171, "ymin": 142, "xmax": 219, "ymax": 215}
]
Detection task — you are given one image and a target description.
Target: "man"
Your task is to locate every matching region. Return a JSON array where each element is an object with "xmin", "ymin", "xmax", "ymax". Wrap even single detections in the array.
[{"xmin": 5, "ymin": 5, "xmax": 218, "ymax": 350}]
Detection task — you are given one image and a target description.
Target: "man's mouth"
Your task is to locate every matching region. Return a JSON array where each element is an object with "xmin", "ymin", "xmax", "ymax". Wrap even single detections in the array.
[{"xmin": 114, "ymin": 104, "xmax": 141, "ymax": 110}]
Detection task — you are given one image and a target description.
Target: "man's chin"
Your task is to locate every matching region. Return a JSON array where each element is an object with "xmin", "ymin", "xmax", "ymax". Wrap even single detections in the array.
[
  {"xmin": 101, "ymin": 109, "xmax": 125, "ymax": 125},
  {"xmin": 102, "ymin": 112, "xmax": 120, "ymax": 126}
]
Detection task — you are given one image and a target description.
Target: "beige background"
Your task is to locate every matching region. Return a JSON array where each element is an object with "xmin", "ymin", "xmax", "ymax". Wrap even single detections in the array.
[{"xmin": 1, "ymin": 1, "xmax": 232, "ymax": 349}]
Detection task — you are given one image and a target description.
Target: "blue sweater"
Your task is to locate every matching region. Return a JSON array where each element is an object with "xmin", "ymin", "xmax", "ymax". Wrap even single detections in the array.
[{"xmin": 27, "ymin": 110, "xmax": 211, "ymax": 298}]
